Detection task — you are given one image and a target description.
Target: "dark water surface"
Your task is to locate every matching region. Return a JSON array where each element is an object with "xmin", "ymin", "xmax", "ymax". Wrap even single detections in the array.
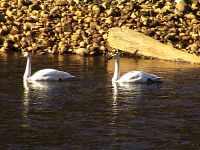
[{"xmin": 0, "ymin": 52, "xmax": 200, "ymax": 150}]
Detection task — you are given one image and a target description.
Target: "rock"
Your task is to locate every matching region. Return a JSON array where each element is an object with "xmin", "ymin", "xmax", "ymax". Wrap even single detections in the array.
[
  {"xmin": 71, "ymin": 33, "xmax": 81, "ymax": 41},
  {"xmin": 175, "ymin": 0, "xmax": 184, "ymax": 3},
  {"xmin": 175, "ymin": 1, "xmax": 188, "ymax": 13},
  {"xmin": 74, "ymin": 0, "xmax": 80, "ymax": 4},
  {"xmin": 196, "ymin": 11, "xmax": 200, "ymax": 17},
  {"xmin": 102, "ymin": 1, "xmax": 110, "ymax": 9},
  {"xmin": 52, "ymin": 44, "xmax": 59, "ymax": 54},
  {"xmin": 6, "ymin": 10, "xmax": 13, "ymax": 17},
  {"xmin": 0, "ymin": 37, "xmax": 3, "ymax": 45},
  {"xmin": 107, "ymin": 8, "xmax": 116, "ymax": 17},
  {"xmin": 182, "ymin": 36, "xmax": 190, "ymax": 41},
  {"xmin": 75, "ymin": 10, "xmax": 83, "ymax": 17},
  {"xmin": 108, "ymin": 27, "xmax": 200, "ymax": 64},
  {"xmin": 92, "ymin": 5, "xmax": 101, "ymax": 16},
  {"xmin": 75, "ymin": 48, "xmax": 88, "ymax": 56},
  {"xmin": 55, "ymin": 0, "xmax": 68, "ymax": 6},
  {"xmin": 3, "ymin": 39, "xmax": 13, "ymax": 48},
  {"xmin": 190, "ymin": 43, "xmax": 198, "ymax": 52},
  {"xmin": 10, "ymin": 26, "xmax": 20, "ymax": 35},
  {"xmin": 59, "ymin": 47, "xmax": 68, "ymax": 54},
  {"xmin": 191, "ymin": 1, "xmax": 199, "ymax": 10},
  {"xmin": 185, "ymin": 13, "xmax": 196, "ymax": 19},
  {"xmin": 89, "ymin": 45, "xmax": 101, "ymax": 55},
  {"xmin": 1, "ymin": 25, "xmax": 10, "ymax": 35},
  {"xmin": 0, "ymin": 2, "xmax": 10, "ymax": 8},
  {"xmin": 79, "ymin": 41, "xmax": 86, "ymax": 47},
  {"xmin": 0, "ymin": 47, "xmax": 9, "ymax": 52},
  {"xmin": 29, "ymin": 3, "xmax": 41, "ymax": 11},
  {"xmin": 100, "ymin": 45, "xmax": 106, "ymax": 51},
  {"xmin": 0, "ymin": 0, "xmax": 199, "ymax": 57},
  {"xmin": 105, "ymin": 17, "xmax": 113, "ymax": 25}
]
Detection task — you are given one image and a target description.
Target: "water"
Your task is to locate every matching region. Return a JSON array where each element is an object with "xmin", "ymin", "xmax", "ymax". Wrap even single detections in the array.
[{"xmin": 0, "ymin": 52, "xmax": 200, "ymax": 150}]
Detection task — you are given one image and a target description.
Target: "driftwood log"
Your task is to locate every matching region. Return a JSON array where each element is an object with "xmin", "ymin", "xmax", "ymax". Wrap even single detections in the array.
[{"xmin": 108, "ymin": 27, "xmax": 200, "ymax": 64}]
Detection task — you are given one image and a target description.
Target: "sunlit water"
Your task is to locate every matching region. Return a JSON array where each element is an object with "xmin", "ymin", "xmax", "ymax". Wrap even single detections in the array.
[{"xmin": 0, "ymin": 52, "xmax": 200, "ymax": 150}]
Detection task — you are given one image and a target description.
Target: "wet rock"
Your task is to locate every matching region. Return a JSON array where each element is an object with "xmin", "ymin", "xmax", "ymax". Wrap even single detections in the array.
[
  {"xmin": 75, "ymin": 48, "xmax": 88, "ymax": 56},
  {"xmin": 58, "ymin": 41, "xmax": 70, "ymax": 54},
  {"xmin": 89, "ymin": 45, "xmax": 101, "ymax": 55},
  {"xmin": 3, "ymin": 39, "xmax": 17, "ymax": 51},
  {"xmin": 0, "ymin": 47, "xmax": 9, "ymax": 52},
  {"xmin": 51, "ymin": 44, "xmax": 59, "ymax": 54},
  {"xmin": 59, "ymin": 46, "xmax": 68, "ymax": 54}
]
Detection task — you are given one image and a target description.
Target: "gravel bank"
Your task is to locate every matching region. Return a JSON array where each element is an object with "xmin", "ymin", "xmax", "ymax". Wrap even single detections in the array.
[{"xmin": 0, "ymin": 0, "xmax": 199, "ymax": 56}]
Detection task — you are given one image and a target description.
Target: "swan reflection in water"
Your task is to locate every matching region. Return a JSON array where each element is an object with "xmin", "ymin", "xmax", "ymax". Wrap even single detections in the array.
[
  {"xmin": 22, "ymin": 80, "xmax": 73, "ymax": 127},
  {"xmin": 111, "ymin": 81, "xmax": 163, "ymax": 116},
  {"xmin": 112, "ymin": 82, "xmax": 163, "ymax": 107},
  {"xmin": 112, "ymin": 82, "xmax": 144, "ymax": 107},
  {"xmin": 111, "ymin": 82, "xmax": 145, "ymax": 125},
  {"xmin": 110, "ymin": 82, "xmax": 162, "ymax": 147},
  {"xmin": 111, "ymin": 82, "xmax": 163, "ymax": 119},
  {"xmin": 22, "ymin": 80, "xmax": 55, "ymax": 126}
]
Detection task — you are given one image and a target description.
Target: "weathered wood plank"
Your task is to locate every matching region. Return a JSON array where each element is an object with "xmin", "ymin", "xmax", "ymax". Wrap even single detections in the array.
[{"xmin": 108, "ymin": 27, "xmax": 200, "ymax": 64}]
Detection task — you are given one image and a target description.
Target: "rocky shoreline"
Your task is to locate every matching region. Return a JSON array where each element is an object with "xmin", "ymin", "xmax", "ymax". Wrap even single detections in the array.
[{"xmin": 0, "ymin": 0, "xmax": 199, "ymax": 56}]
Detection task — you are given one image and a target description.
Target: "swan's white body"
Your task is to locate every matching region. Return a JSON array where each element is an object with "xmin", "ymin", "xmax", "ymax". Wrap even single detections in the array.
[
  {"xmin": 111, "ymin": 54, "xmax": 162, "ymax": 83},
  {"xmin": 22, "ymin": 52, "xmax": 74, "ymax": 81}
]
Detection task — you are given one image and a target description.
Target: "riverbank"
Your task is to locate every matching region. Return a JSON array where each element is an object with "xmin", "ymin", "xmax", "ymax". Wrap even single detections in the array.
[{"xmin": 0, "ymin": 0, "xmax": 199, "ymax": 56}]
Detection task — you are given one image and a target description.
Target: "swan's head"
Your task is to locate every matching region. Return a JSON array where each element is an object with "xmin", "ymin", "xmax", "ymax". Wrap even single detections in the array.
[
  {"xmin": 112, "ymin": 54, "xmax": 119, "ymax": 60},
  {"xmin": 108, "ymin": 54, "xmax": 119, "ymax": 60},
  {"xmin": 22, "ymin": 51, "xmax": 31, "ymax": 58}
]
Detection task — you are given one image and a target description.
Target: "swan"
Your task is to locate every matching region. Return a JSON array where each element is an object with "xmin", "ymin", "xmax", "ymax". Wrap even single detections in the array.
[
  {"xmin": 110, "ymin": 54, "xmax": 162, "ymax": 83},
  {"xmin": 22, "ymin": 51, "xmax": 74, "ymax": 81}
]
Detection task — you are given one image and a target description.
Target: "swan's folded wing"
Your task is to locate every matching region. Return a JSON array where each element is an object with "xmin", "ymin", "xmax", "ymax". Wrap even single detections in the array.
[
  {"xmin": 29, "ymin": 69, "xmax": 73, "ymax": 81},
  {"xmin": 117, "ymin": 71, "xmax": 161, "ymax": 83},
  {"xmin": 117, "ymin": 71, "xmax": 142, "ymax": 82}
]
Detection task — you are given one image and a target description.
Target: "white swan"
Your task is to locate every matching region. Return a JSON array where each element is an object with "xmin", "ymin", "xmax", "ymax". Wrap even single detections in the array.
[
  {"xmin": 110, "ymin": 54, "xmax": 162, "ymax": 83},
  {"xmin": 22, "ymin": 51, "xmax": 74, "ymax": 81}
]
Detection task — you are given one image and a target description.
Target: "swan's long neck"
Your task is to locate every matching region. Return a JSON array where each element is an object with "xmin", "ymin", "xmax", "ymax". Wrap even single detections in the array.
[
  {"xmin": 23, "ymin": 56, "xmax": 31, "ymax": 80},
  {"xmin": 112, "ymin": 58, "xmax": 120, "ymax": 82}
]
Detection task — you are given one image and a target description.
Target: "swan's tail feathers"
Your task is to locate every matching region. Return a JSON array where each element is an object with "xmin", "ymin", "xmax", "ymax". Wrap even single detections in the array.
[
  {"xmin": 63, "ymin": 75, "xmax": 75, "ymax": 79},
  {"xmin": 148, "ymin": 77, "xmax": 162, "ymax": 83},
  {"xmin": 70, "ymin": 75, "xmax": 75, "ymax": 78}
]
